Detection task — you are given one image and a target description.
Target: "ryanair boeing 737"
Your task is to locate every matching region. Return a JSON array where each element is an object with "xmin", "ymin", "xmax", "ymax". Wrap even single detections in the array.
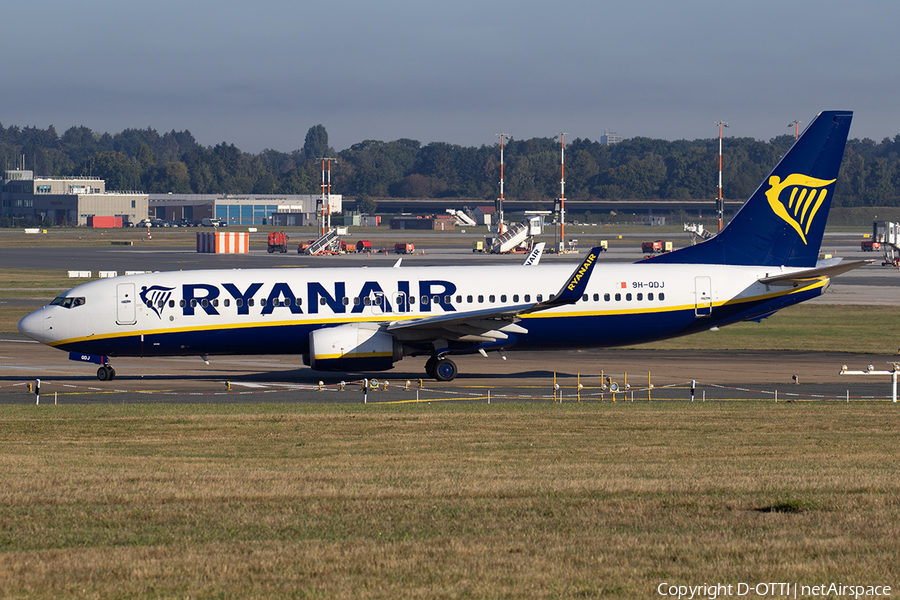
[{"xmin": 18, "ymin": 111, "xmax": 863, "ymax": 382}]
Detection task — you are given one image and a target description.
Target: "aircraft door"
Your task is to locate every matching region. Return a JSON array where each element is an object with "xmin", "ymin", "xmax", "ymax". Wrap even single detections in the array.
[
  {"xmin": 694, "ymin": 276, "xmax": 712, "ymax": 317},
  {"xmin": 116, "ymin": 283, "xmax": 137, "ymax": 325}
]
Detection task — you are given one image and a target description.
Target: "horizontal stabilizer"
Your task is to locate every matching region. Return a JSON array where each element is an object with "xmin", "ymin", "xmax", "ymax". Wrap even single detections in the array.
[{"xmin": 758, "ymin": 259, "xmax": 872, "ymax": 286}]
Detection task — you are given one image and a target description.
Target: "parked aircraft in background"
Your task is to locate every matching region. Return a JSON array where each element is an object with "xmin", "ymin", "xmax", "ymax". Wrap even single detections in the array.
[{"xmin": 19, "ymin": 111, "xmax": 863, "ymax": 381}]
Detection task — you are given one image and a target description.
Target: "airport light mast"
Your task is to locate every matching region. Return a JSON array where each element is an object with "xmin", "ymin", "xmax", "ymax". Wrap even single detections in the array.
[
  {"xmin": 788, "ymin": 120, "xmax": 801, "ymax": 139},
  {"xmin": 319, "ymin": 157, "xmax": 338, "ymax": 237},
  {"xmin": 557, "ymin": 132, "xmax": 568, "ymax": 253},
  {"xmin": 716, "ymin": 120, "xmax": 729, "ymax": 232},
  {"xmin": 496, "ymin": 133, "xmax": 508, "ymax": 235}
]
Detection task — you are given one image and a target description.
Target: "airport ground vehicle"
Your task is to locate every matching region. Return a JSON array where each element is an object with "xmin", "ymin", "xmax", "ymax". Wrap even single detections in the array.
[
  {"xmin": 267, "ymin": 232, "xmax": 289, "ymax": 253},
  {"xmin": 861, "ymin": 240, "xmax": 881, "ymax": 251},
  {"xmin": 394, "ymin": 242, "xmax": 415, "ymax": 254},
  {"xmin": 642, "ymin": 240, "xmax": 672, "ymax": 253},
  {"xmin": 356, "ymin": 240, "xmax": 373, "ymax": 252}
]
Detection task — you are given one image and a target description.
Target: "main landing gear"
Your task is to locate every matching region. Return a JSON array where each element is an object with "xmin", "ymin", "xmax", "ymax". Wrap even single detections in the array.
[
  {"xmin": 425, "ymin": 355, "xmax": 458, "ymax": 382},
  {"xmin": 97, "ymin": 364, "xmax": 116, "ymax": 381}
]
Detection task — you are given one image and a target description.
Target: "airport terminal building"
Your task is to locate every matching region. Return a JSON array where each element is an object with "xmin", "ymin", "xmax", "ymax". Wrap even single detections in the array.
[
  {"xmin": 1, "ymin": 170, "xmax": 148, "ymax": 226},
  {"xmin": 148, "ymin": 194, "xmax": 342, "ymax": 226}
]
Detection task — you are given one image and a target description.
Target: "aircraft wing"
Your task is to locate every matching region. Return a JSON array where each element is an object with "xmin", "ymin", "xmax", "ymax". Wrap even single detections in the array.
[
  {"xmin": 758, "ymin": 259, "xmax": 872, "ymax": 286},
  {"xmin": 386, "ymin": 245, "xmax": 603, "ymax": 341}
]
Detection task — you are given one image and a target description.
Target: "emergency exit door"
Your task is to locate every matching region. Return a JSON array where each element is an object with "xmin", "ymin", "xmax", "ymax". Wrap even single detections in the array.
[{"xmin": 694, "ymin": 276, "xmax": 712, "ymax": 317}]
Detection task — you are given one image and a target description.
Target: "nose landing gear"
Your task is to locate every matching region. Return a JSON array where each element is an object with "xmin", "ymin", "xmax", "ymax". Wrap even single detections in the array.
[{"xmin": 97, "ymin": 364, "xmax": 116, "ymax": 381}]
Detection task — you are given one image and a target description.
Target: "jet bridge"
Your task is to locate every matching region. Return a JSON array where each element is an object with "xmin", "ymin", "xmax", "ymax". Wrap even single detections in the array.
[{"xmin": 873, "ymin": 221, "xmax": 900, "ymax": 266}]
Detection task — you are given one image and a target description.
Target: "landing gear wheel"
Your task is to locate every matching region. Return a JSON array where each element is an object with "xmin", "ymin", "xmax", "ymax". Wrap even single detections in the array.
[
  {"xmin": 424, "ymin": 356, "xmax": 438, "ymax": 379},
  {"xmin": 433, "ymin": 358, "xmax": 458, "ymax": 382},
  {"xmin": 97, "ymin": 366, "xmax": 116, "ymax": 381}
]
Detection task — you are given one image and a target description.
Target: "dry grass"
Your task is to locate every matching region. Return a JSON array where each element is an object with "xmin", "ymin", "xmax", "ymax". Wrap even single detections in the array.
[
  {"xmin": 629, "ymin": 304, "xmax": 900, "ymax": 354},
  {"xmin": 0, "ymin": 403, "xmax": 898, "ymax": 598}
]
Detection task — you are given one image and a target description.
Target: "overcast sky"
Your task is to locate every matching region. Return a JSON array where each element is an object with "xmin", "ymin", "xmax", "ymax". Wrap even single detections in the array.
[{"xmin": 3, "ymin": 0, "xmax": 898, "ymax": 153}]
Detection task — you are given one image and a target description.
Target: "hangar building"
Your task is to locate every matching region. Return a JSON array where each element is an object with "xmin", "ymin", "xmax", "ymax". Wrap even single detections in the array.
[{"xmin": 148, "ymin": 193, "xmax": 342, "ymax": 226}]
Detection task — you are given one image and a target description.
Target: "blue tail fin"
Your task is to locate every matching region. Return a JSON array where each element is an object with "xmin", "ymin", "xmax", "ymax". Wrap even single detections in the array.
[{"xmin": 649, "ymin": 110, "xmax": 852, "ymax": 267}]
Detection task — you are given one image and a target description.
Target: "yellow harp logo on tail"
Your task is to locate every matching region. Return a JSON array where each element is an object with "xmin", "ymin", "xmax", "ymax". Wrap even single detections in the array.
[{"xmin": 764, "ymin": 174, "xmax": 836, "ymax": 245}]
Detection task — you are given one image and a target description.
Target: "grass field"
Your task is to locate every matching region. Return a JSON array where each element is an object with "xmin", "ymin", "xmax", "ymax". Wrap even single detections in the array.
[{"xmin": 0, "ymin": 403, "xmax": 897, "ymax": 598}]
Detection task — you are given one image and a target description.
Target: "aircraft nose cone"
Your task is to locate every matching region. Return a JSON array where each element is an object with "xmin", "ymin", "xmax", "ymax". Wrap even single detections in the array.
[{"xmin": 17, "ymin": 308, "xmax": 48, "ymax": 342}]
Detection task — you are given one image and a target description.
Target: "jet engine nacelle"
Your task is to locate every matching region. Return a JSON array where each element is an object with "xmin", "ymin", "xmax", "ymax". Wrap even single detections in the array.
[{"xmin": 306, "ymin": 323, "xmax": 403, "ymax": 372}]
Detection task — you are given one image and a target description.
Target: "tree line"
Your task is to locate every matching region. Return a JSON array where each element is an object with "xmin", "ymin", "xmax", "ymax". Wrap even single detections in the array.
[{"xmin": 2, "ymin": 122, "xmax": 899, "ymax": 208}]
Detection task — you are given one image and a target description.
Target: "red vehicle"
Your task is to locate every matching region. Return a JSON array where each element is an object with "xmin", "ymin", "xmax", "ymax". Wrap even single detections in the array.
[
  {"xmin": 394, "ymin": 242, "xmax": 415, "ymax": 254},
  {"xmin": 356, "ymin": 240, "xmax": 373, "ymax": 252},
  {"xmin": 641, "ymin": 240, "xmax": 672, "ymax": 254},
  {"xmin": 861, "ymin": 240, "xmax": 881, "ymax": 251},
  {"xmin": 267, "ymin": 232, "xmax": 289, "ymax": 253},
  {"xmin": 642, "ymin": 240, "xmax": 663, "ymax": 253}
]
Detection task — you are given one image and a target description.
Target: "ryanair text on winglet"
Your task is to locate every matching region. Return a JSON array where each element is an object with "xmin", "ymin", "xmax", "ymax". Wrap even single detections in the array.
[{"xmin": 566, "ymin": 251, "xmax": 598, "ymax": 291}]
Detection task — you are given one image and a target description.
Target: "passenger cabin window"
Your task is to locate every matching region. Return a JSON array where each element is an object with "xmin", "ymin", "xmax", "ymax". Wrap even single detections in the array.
[{"xmin": 604, "ymin": 293, "xmax": 610, "ymax": 301}]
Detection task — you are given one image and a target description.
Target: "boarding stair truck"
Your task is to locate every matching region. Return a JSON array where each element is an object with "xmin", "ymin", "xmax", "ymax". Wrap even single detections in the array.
[
  {"xmin": 685, "ymin": 223, "xmax": 715, "ymax": 245},
  {"xmin": 267, "ymin": 231, "xmax": 290, "ymax": 253},
  {"xmin": 304, "ymin": 228, "xmax": 344, "ymax": 255},
  {"xmin": 490, "ymin": 217, "xmax": 542, "ymax": 254},
  {"xmin": 873, "ymin": 221, "xmax": 900, "ymax": 266},
  {"xmin": 446, "ymin": 208, "xmax": 477, "ymax": 227}
]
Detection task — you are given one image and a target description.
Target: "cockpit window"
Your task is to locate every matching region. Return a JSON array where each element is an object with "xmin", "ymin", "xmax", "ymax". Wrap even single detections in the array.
[{"xmin": 50, "ymin": 296, "xmax": 85, "ymax": 309}]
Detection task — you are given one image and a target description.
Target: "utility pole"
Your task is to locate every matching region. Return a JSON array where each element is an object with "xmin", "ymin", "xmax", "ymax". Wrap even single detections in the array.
[
  {"xmin": 716, "ymin": 121, "xmax": 729, "ymax": 232},
  {"xmin": 788, "ymin": 120, "xmax": 801, "ymax": 140}
]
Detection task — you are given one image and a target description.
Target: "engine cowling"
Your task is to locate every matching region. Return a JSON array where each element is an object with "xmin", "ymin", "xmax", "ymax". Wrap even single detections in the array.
[{"xmin": 307, "ymin": 323, "xmax": 403, "ymax": 372}]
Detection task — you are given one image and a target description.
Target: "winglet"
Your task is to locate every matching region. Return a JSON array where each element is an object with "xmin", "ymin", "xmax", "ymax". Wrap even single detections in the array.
[
  {"xmin": 522, "ymin": 242, "xmax": 545, "ymax": 266},
  {"xmin": 527, "ymin": 245, "xmax": 602, "ymax": 311}
]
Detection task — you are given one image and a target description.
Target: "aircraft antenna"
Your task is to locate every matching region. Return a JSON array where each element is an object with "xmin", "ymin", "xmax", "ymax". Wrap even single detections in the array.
[{"xmin": 716, "ymin": 121, "xmax": 729, "ymax": 232}]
